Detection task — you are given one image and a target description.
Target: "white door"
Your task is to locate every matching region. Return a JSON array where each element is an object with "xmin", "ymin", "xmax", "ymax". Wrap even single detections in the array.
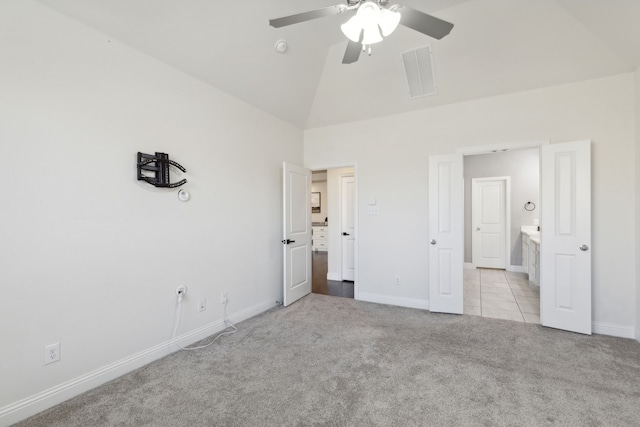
[
  {"xmin": 429, "ymin": 154, "xmax": 464, "ymax": 314},
  {"xmin": 540, "ymin": 141, "xmax": 591, "ymax": 334},
  {"xmin": 341, "ymin": 175, "xmax": 355, "ymax": 281},
  {"xmin": 282, "ymin": 162, "xmax": 312, "ymax": 306},
  {"xmin": 472, "ymin": 177, "xmax": 508, "ymax": 269}
]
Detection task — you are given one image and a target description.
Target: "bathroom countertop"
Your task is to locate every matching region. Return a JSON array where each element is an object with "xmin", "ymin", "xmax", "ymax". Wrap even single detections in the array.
[
  {"xmin": 521, "ymin": 225, "xmax": 539, "ymax": 236},
  {"xmin": 521, "ymin": 226, "xmax": 540, "ymax": 245}
]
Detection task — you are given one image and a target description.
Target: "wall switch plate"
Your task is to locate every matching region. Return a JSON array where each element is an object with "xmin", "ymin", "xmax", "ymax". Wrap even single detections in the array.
[
  {"xmin": 198, "ymin": 298, "xmax": 206, "ymax": 312},
  {"xmin": 368, "ymin": 206, "xmax": 379, "ymax": 215},
  {"xmin": 44, "ymin": 342, "xmax": 60, "ymax": 365}
]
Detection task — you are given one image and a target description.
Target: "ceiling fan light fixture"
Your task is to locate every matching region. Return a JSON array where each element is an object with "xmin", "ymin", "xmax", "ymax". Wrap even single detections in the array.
[
  {"xmin": 361, "ymin": 21, "xmax": 383, "ymax": 45},
  {"xmin": 340, "ymin": 1, "xmax": 386, "ymax": 45},
  {"xmin": 379, "ymin": 8, "xmax": 401, "ymax": 37},
  {"xmin": 341, "ymin": 15, "xmax": 363, "ymax": 42}
]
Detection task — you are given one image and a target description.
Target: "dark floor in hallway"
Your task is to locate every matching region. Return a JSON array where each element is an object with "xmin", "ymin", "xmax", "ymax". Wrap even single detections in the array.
[{"xmin": 312, "ymin": 251, "xmax": 354, "ymax": 299}]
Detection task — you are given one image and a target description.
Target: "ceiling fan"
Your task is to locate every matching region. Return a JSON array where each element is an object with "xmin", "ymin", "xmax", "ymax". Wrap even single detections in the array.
[{"xmin": 269, "ymin": 0, "xmax": 454, "ymax": 64}]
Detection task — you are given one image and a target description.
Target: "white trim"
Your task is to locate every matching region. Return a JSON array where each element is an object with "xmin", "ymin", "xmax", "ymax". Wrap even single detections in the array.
[
  {"xmin": 359, "ymin": 292, "xmax": 429, "ymax": 310},
  {"xmin": 465, "ymin": 264, "xmax": 525, "ymax": 273},
  {"xmin": 507, "ymin": 265, "xmax": 526, "ymax": 273},
  {"xmin": 457, "ymin": 140, "xmax": 549, "ymax": 156},
  {"xmin": 591, "ymin": 322, "xmax": 635, "ymax": 339},
  {"xmin": 0, "ymin": 299, "xmax": 276, "ymax": 427},
  {"xmin": 326, "ymin": 272, "xmax": 341, "ymax": 281}
]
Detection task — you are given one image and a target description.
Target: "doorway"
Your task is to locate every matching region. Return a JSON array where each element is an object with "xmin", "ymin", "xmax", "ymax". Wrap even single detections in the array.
[
  {"xmin": 463, "ymin": 148, "xmax": 540, "ymax": 323},
  {"xmin": 429, "ymin": 140, "xmax": 592, "ymax": 334},
  {"xmin": 310, "ymin": 167, "xmax": 356, "ymax": 299}
]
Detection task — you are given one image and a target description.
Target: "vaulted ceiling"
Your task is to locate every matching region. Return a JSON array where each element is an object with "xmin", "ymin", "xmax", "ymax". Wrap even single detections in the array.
[{"xmin": 36, "ymin": 0, "xmax": 640, "ymax": 129}]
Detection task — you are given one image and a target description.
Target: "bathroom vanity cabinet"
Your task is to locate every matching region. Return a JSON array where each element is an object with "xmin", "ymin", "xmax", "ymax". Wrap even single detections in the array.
[{"xmin": 521, "ymin": 226, "xmax": 540, "ymax": 286}]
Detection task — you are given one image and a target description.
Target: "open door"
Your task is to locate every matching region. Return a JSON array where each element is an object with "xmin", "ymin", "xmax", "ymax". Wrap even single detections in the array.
[
  {"xmin": 428, "ymin": 154, "xmax": 464, "ymax": 314},
  {"xmin": 540, "ymin": 141, "xmax": 592, "ymax": 334},
  {"xmin": 282, "ymin": 162, "xmax": 312, "ymax": 306}
]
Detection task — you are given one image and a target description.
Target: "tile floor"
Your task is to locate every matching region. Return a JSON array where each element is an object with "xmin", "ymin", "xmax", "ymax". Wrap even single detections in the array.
[{"xmin": 464, "ymin": 267, "xmax": 540, "ymax": 324}]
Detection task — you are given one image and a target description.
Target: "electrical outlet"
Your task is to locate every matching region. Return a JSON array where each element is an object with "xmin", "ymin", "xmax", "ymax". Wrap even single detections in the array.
[
  {"xmin": 44, "ymin": 342, "xmax": 60, "ymax": 365},
  {"xmin": 198, "ymin": 298, "xmax": 206, "ymax": 312},
  {"xmin": 395, "ymin": 275, "xmax": 400, "ymax": 285},
  {"xmin": 221, "ymin": 292, "xmax": 227, "ymax": 305}
]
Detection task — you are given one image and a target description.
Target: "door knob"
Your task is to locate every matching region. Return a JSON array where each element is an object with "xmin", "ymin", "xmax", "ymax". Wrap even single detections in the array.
[
  {"xmin": 342, "ymin": 232, "xmax": 350, "ymax": 236},
  {"xmin": 476, "ymin": 227, "xmax": 480, "ymax": 231},
  {"xmin": 430, "ymin": 239, "xmax": 436, "ymax": 245},
  {"xmin": 579, "ymin": 244, "xmax": 589, "ymax": 251},
  {"xmin": 282, "ymin": 239, "xmax": 296, "ymax": 245}
]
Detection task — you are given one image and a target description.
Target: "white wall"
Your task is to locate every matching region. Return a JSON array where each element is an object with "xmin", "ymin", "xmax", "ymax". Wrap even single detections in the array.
[
  {"xmin": 636, "ymin": 68, "xmax": 640, "ymax": 342},
  {"xmin": 305, "ymin": 73, "xmax": 636, "ymax": 336},
  {"xmin": 463, "ymin": 149, "xmax": 540, "ymax": 267},
  {"xmin": 0, "ymin": 2, "xmax": 302, "ymax": 424}
]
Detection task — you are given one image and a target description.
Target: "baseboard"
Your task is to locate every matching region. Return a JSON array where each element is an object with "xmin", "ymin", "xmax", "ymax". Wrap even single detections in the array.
[
  {"xmin": 0, "ymin": 299, "xmax": 277, "ymax": 427},
  {"xmin": 464, "ymin": 263, "xmax": 525, "ymax": 273},
  {"xmin": 326, "ymin": 272, "xmax": 340, "ymax": 281},
  {"xmin": 592, "ymin": 321, "xmax": 635, "ymax": 339},
  {"xmin": 358, "ymin": 292, "xmax": 429, "ymax": 310}
]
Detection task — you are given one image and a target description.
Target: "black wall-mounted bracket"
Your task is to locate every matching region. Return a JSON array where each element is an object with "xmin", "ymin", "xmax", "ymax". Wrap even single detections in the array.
[{"xmin": 137, "ymin": 152, "xmax": 187, "ymax": 188}]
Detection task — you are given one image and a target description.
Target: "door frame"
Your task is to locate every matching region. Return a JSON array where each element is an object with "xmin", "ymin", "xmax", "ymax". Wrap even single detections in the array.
[
  {"xmin": 459, "ymin": 140, "xmax": 548, "ymax": 273},
  {"xmin": 457, "ymin": 142, "xmax": 547, "ymax": 313},
  {"xmin": 471, "ymin": 176, "xmax": 511, "ymax": 269},
  {"xmin": 307, "ymin": 162, "xmax": 359, "ymax": 299}
]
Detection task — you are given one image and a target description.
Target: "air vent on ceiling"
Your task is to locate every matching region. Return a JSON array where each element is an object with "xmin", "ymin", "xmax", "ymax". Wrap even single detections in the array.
[{"xmin": 402, "ymin": 45, "xmax": 437, "ymax": 99}]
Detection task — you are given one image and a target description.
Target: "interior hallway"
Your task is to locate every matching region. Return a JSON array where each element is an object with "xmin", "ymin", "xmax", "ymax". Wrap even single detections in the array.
[
  {"xmin": 464, "ymin": 267, "xmax": 541, "ymax": 324},
  {"xmin": 312, "ymin": 251, "xmax": 354, "ymax": 298}
]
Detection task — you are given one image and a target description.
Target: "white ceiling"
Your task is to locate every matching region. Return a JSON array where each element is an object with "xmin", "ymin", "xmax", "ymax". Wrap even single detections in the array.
[{"xmin": 36, "ymin": 0, "xmax": 640, "ymax": 129}]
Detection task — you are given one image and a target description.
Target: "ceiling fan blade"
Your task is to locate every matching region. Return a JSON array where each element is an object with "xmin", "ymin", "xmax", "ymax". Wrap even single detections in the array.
[
  {"xmin": 269, "ymin": 5, "xmax": 347, "ymax": 28},
  {"xmin": 342, "ymin": 40, "xmax": 362, "ymax": 64},
  {"xmin": 398, "ymin": 6, "xmax": 454, "ymax": 40},
  {"xmin": 342, "ymin": 29, "xmax": 363, "ymax": 64}
]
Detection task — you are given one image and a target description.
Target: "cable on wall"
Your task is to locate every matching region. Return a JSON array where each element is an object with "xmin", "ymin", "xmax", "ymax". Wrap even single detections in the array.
[{"xmin": 171, "ymin": 292, "xmax": 237, "ymax": 351}]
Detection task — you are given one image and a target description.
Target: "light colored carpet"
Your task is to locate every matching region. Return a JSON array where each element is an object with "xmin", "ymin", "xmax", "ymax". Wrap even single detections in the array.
[{"xmin": 16, "ymin": 293, "xmax": 640, "ymax": 426}]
